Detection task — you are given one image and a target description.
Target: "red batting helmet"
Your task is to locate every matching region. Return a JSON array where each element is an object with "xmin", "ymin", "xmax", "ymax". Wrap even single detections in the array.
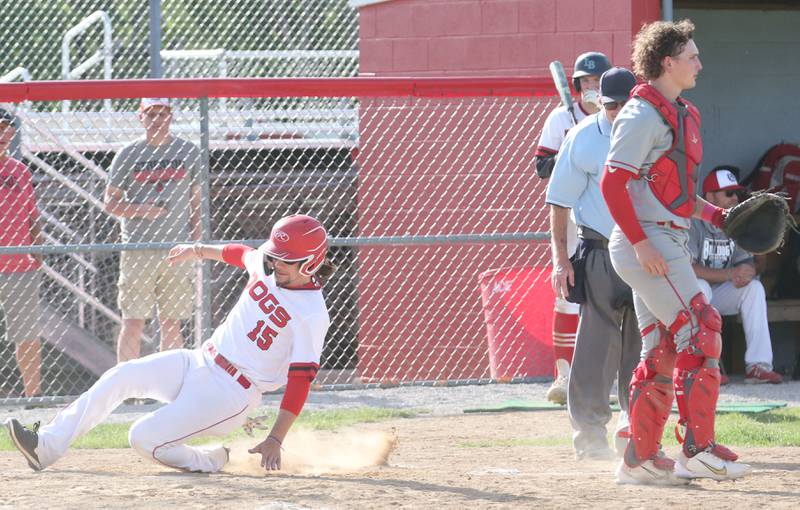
[{"xmin": 261, "ymin": 214, "xmax": 328, "ymax": 276}]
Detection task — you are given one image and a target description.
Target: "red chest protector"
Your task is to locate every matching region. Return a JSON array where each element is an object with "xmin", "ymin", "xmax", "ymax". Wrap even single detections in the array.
[{"xmin": 633, "ymin": 84, "xmax": 703, "ymax": 218}]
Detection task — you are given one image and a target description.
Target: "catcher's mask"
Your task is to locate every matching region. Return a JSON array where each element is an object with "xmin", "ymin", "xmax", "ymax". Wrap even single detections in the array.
[{"xmin": 259, "ymin": 214, "xmax": 328, "ymax": 277}]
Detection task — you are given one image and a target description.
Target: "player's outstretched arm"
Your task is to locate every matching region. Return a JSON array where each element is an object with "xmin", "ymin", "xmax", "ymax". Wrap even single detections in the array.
[{"xmin": 166, "ymin": 243, "xmax": 252, "ymax": 268}]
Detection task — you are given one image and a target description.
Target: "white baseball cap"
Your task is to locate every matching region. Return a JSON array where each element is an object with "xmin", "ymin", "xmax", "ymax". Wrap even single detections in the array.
[
  {"xmin": 702, "ymin": 167, "xmax": 745, "ymax": 194},
  {"xmin": 140, "ymin": 98, "xmax": 171, "ymax": 112}
]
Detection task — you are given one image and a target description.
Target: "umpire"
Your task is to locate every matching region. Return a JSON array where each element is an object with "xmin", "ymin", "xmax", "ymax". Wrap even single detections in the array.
[{"xmin": 545, "ymin": 67, "xmax": 641, "ymax": 460}]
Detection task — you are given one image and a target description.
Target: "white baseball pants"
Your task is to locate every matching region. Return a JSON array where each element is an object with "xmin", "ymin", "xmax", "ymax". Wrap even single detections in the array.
[
  {"xmin": 696, "ymin": 278, "xmax": 774, "ymax": 370},
  {"xmin": 35, "ymin": 346, "xmax": 262, "ymax": 472}
]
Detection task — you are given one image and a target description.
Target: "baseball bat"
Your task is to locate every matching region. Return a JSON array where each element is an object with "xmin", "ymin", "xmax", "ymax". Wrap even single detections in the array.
[{"xmin": 548, "ymin": 60, "xmax": 578, "ymax": 126}]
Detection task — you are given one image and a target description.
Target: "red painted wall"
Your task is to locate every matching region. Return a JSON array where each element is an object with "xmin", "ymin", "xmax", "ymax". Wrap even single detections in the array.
[
  {"xmin": 358, "ymin": 0, "xmax": 661, "ymax": 76},
  {"xmin": 354, "ymin": 0, "xmax": 660, "ymax": 382}
]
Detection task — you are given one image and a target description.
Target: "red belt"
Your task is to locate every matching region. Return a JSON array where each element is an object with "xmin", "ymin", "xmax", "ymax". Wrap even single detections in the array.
[
  {"xmin": 655, "ymin": 220, "xmax": 689, "ymax": 230},
  {"xmin": 206, "ymin": 344, "xmax": 252, "ymax": 389}
]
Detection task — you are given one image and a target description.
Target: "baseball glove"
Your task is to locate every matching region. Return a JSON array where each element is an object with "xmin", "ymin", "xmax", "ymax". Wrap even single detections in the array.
[{"xmin": 722, "ymin": 192, "xmax": 795, "ymax": 254}]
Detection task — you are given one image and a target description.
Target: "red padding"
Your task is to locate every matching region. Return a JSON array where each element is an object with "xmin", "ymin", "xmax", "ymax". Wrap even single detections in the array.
[
  {"xmin": 0, "ymin": 77, "xmax": 556, "ymax": 103},
  {"xmin": 222, "ymin": 244, "xmax": 252, "ymax": 269}
]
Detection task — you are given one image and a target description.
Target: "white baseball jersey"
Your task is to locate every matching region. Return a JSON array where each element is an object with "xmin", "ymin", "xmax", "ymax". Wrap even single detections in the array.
[
  {"xmin": 210, "ymin": 248, "xmax": 330, "ymax": 393},
  {"xmin": 536, "ymin": 103, "xmax": 590, "ymax": 154}
]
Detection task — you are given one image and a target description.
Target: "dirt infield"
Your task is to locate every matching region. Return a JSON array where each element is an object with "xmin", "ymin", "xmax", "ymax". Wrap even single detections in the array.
[{"xmin": 3, "ymin": 410, "xmax": 799, "ymax": 509}]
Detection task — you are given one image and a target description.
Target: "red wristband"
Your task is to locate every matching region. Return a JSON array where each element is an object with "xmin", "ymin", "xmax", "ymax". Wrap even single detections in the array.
[{"xmin": 701, "ymin": 203, "xmax": 725, "ymax": 228}]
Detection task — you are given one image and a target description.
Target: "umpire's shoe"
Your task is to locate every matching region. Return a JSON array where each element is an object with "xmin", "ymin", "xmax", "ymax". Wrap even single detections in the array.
[{"xmin": 4, "ymin": 418, "xmax": 42, "ymax": 471}]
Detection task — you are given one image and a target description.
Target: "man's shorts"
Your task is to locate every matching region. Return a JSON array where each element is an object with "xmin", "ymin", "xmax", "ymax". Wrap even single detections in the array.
[
  {"xmin": 0, "ymin": 271, "xmax": 42, "ymax": 344},
  {"xmin": 118, "ymin": 250, "xmax": 193, "ymax": 320}
]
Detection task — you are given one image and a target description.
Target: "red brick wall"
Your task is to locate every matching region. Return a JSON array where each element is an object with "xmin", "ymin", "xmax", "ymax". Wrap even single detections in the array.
[
  {"xmin": 354, "ymin": 0, "xmax": 660, "ymax": 382},
  {"xmin": 358, "ymin": 0, "xmax": 661, "ymax": 76}
]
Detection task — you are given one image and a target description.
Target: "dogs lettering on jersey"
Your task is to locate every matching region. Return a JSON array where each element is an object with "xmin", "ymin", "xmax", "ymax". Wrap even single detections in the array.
[{"xmin": 246, "ymin": 280, "xmax": 292, "ymax": 350}]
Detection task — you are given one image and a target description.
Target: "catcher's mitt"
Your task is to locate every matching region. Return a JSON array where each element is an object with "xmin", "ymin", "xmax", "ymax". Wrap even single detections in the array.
[{"xmin": 722, "ymin": 192, "xmax": 795, "ymax": 254}]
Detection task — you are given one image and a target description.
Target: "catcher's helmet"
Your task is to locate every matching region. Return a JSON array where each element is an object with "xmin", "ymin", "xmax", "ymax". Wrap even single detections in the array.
[
  {"xmin": 572, "ymin": 52, "xmax": 612, "ymax": 92},
  {"xmin": 261, "ymin": 214, "xmax": 328, "ymax": 276}
]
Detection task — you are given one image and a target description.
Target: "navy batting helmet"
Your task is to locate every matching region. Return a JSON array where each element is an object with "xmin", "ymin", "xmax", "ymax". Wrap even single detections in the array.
[{"xmin": 572, "ymin": 52, "xmax": 612, "ymax": 92}]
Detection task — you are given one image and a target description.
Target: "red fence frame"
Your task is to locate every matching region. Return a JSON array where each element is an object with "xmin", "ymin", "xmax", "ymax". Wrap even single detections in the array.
[{"xmin": 0, "ymin": 77, "xmax": 554, "ymax": 102}]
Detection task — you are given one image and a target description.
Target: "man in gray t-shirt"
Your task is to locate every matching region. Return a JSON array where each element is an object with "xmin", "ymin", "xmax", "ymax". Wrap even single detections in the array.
[
  {"xmin": 689, "ymin": 168, "xmax": 782, "ymax": 384},
  {"xmin": 105, "ymin": 98, "xmax": 201, "ymax": 362}
]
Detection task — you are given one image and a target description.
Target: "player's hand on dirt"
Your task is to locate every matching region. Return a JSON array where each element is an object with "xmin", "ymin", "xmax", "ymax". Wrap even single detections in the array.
[
  {"xmin": 166, "ymin": 244, "xmax": 197, "ymax": 265},
  {"xmin": 551, "ymin": 257, "xmax": 574, "ymax": 299},
  {"xmin": 248, "ymin": 436, "xmax": 282, "ymax": 471},
  {"xmin": 732, "ymin": 263, "xmax": 755, "ymax": 288},
  {"xmin": 633, "ymin": 239, "xmax": 668, "ymax": 277}
]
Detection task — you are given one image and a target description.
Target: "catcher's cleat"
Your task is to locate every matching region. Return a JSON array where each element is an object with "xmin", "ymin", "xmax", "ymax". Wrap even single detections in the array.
[
  {"xmin": 546, "ymin": 375, "xmax": 568, "ymax": 405},
  {"xmin": 5, "ymin": 418, "xmax": 42, "ymax": 471},
  {"xmin": 675, "ymin": 449, "xmax": 752, "ymax": 481},
  {"xmin": 616, "ymin": 455, "xmax": 690, "ymax": 486}
]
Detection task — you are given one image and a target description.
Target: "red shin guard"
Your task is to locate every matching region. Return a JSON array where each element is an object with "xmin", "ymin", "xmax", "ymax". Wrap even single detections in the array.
[
  {"xmin": 673, "ymin": 293, "xmax": 723, "ymax": 456},
  {"xmin": 674, "ymin": 355, "xmax": 721, "ymax": 454},
  {"xmin": 625, "ymin": 323, "xmax": 676, "ymax": 466}
]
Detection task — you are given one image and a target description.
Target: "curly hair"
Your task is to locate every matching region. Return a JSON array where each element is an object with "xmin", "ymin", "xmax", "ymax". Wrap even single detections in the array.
[{"xmin": 632, "ymin": 19, "xmax": 695, "ymax": 80}]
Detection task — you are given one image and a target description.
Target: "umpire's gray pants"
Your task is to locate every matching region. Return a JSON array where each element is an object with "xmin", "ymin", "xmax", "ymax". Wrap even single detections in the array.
[{"xmin": 568, "ymin": 231, "xmax": 642, "ymax": 456}]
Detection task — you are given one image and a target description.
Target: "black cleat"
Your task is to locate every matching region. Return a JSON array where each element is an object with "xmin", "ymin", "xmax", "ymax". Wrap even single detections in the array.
[{"xmin": 4, "ymin": 418, "xmax": 42, "ymax": 471}]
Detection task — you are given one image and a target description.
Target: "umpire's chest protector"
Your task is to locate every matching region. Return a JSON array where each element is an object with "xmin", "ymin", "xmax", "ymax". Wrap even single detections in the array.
[{"xmin": 634, "ymin": 83, "xmax": 703, "ymax": 218}]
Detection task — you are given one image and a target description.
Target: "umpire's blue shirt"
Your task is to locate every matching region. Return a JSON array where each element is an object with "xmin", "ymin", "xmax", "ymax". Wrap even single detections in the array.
[{"xmin": 545, "ymin": 111, "xmax": 615, "ymax": 239}]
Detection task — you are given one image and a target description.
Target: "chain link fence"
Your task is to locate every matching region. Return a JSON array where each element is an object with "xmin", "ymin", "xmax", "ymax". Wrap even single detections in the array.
[
  {"xmin": 0, "ymin": 81, "xmax": 557, "ymax": 402},
  {"xmin": 0, "ymin": 0, "xmax": 559, "ymax": 403}
]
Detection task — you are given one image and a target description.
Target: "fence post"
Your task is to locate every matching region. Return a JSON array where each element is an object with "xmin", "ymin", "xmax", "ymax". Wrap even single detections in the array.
[
  {"xmin": 195, "ymin": 97, "xmax": 212, "ymax": 346},
  {"xmin": 148, "ymin": 0, "xmax": 163, "ymax": 78},
  {"xmin": 10, "ymin": 115, "xmax": 22, "ymax": 159}
]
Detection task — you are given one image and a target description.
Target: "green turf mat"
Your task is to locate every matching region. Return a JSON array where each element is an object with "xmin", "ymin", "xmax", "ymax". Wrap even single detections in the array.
[{"xmin": 463, "ymin": 400, "xmax": 787, "ymax": 414}]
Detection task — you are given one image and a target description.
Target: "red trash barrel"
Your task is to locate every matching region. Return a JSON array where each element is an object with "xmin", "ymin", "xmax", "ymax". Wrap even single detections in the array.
[{"xmin": 478, "ymin": 266, "xmax": 555, "ymax": 379}]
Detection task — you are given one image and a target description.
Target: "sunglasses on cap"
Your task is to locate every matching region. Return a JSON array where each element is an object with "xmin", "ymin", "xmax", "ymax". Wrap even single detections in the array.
[{"xmin": 264, "ymin": 254, "xmax": 300, "ymax": 266}]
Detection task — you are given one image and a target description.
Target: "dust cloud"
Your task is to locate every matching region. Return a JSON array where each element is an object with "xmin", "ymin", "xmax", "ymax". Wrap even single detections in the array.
[{"xmin": 223, "ymin": 427, "xmax": 398, "ymax": 476}]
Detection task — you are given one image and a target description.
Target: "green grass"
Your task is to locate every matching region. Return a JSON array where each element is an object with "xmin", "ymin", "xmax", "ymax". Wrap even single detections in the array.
[
  {"xmin": 662, "ymin": 407, "xmax": 800, "ymax": 448},
  {"xmin": 0, "ymin": 407, "xmax": 422, "ymax": 451},
  {"xmin": 459, "ymin": 407, "xmax": 800, "ymax": 450},
  {"xmin": 5, "ymin": 406, "xmax": 800, "ymax": 452}
]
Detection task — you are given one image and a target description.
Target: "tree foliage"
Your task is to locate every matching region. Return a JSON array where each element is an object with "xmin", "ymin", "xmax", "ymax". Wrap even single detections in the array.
[{"xmin": 0, "ymin": 0, "xmax": 357, "ymax": 81}]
